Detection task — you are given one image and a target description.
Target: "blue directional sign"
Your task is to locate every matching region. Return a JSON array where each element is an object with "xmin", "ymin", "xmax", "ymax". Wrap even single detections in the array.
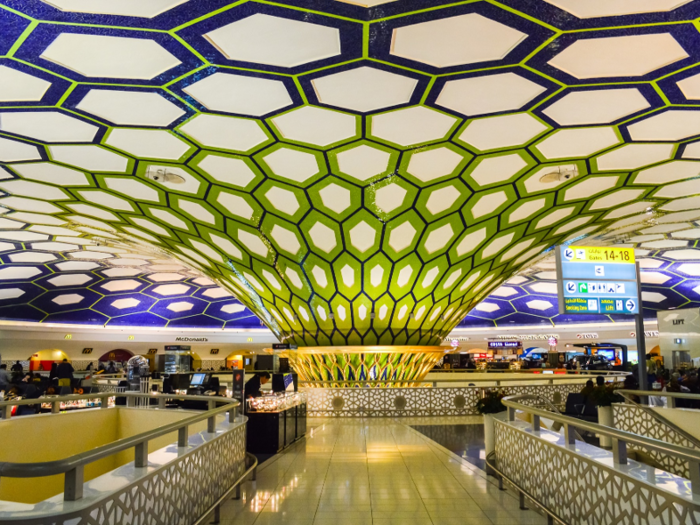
[{"xmin": 557, "ymin": 246, "xmax": 639, "ymax": 315}]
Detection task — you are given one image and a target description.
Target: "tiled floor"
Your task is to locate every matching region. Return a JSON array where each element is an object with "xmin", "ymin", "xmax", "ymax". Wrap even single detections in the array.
[{"xmin": 219, "ymin": 418, "xmax": 548, "ymax": 525}]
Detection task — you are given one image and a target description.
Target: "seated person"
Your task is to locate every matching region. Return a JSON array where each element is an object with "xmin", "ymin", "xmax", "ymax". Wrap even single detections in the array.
[{"xmin": 580, "ymin": 380, "xmax": 595, "ymax": 398}]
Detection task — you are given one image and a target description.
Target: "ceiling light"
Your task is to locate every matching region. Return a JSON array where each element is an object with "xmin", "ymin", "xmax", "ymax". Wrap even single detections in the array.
[
  {"xmin": 539, "ymin": 164, "xmax": 579, "ymax": 184},
  {"xmin": 145, "ymin": 166, "xmax": 186, "ymax": 184}
]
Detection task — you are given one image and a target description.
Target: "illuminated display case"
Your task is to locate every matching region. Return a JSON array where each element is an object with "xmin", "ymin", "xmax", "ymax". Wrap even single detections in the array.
[
  {"xmin": 246, "ymin": 392, "xmax": 305, "ymax": 413},
  {"xmin": 246, "ymin": 393, "xmax": 307, "ymax": 454}
]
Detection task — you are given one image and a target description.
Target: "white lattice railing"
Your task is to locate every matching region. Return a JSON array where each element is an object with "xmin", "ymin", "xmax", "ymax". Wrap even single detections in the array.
[{"xmin": 302, "ymin": 382, "xmax": 601, "ymax": 417}]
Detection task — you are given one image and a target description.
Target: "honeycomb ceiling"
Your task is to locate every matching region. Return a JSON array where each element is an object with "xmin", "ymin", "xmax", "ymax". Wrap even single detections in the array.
[{"xmin": 0, "ymin": 0, "xmax": 700, "ymax": 344}]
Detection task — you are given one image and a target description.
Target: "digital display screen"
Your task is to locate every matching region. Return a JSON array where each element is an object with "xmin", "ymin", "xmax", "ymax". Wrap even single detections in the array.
[
  {"xmin": 191, "ymin": 373, "xmax": 207, "ymax": 386},
  {"xmin": 596, "ymin": 349, "xmax": 615, "ymax": 361}
]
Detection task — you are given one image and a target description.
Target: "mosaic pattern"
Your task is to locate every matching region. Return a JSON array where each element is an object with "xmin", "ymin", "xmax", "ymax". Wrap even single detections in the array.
[
  {"xmin": 494, "ymin": 420, "xmax": 700, "ymax": 525},
  {"xmin": 613, "ymin": 403, "xmax": 699, "ymax": 478},
  {"xmin": 1, "ymin": 2, "xmax": 700, "ymax": 343},
  {"xmin": 303, "ymin": 382, "xmax": 588, "ymax": 417}
]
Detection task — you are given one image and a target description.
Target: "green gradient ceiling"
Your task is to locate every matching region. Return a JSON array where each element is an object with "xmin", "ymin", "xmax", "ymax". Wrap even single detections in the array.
[{"xmin": 0, "ymin": 0, "xmax": 699, "ymax": 344}]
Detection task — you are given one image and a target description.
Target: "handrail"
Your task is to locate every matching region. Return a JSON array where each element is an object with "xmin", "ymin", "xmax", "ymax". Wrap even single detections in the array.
[
  {"xmin": 428, "ymin": 369, "xmax": 625, "ymax": 375},
  {"xmin": 616, "ymin": 389, "xmax": 700, "ymax": 451},
  {"xmin": 194, "ymin": 452, "xmax": 258, "ymax": 525},
  {"xmin": 508, "ymin": 394, "xmax": 585, "ymax": 442},
  {"xmin": 0, "ymin": 392, "xmax": 240, "ymax": 501},
  {"xmin": 502, "ymin": 394, "xmax": 700, "ymax": 494},
  {"xmin": 485, "ymin": 451, "xmax": 567, "ymax": 525}
]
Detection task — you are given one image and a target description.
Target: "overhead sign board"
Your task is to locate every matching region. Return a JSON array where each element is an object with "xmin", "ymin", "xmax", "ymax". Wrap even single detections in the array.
[
  {"xmin": 488, "ymin": 341, "xmax": 521, "ymax": 349},
  {"xmin": 557, "ymin": 245, "xmax": 639, "ymax": 315}
]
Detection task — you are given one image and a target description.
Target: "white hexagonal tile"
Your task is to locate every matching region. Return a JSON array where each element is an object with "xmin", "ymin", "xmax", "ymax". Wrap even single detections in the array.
[
  {"xmin": 39, "ymin": 0, "xmax": 188, "ymax": 17},
  {"xmin": 101, "ymin": 279, "xmax": 142, "ymax": 292},
  {"xmin": 0, "ymin": 110, "xmax": 98, "ymax": 142},
  {"xmin": 335, "ymin": 144, "xmax": 391, "ymax": 181},
  {"xmin": 102, "ymin": 267, "xmax": 141, "ymax": 277},
  {"xmin": 536, "ymin": 207, "xmax": 574, "ymax": 229},
  {"xmin": 340, "ymin": 264, "xmax": 355, "ymax": 287},
  {"xmin": 458, "ymin": 113, "xmax": 548, "ymax": 151},
  {"xmin": 679, "ymin": 263, "xmax": 700, "ymax": 275},
  {"xmin": 678, "ymin": 71, "xmax": 700, "ymax": 100},
  {"xmin": 0, "ymin": 266, "xmax": 41, "ymax": 280},
  {"xmin": 396, "ymin": 265, "xmax": 414, "ymax": 287},
  {"xmin": 389, "ymin": 221, "xmax": 417, "ymax": 252},
  {"xmin": 683, "ymin": 141, "xmax": 700, "ymax": 159},
  {"xmin": 471, "ymin": 191, "xmax": 508, "ymax": 219},
  {"xmin": 543, "ymin": 0, "xmax": 693, "ymax": 18},
  {"xmin": 263, "ymin": 148, "xmax": 320, "ymax": 183},
  {"xmin": 627, "ymin": 109, "xmax": 700, "ymax": 141},
  {"xmin": 48, "ymin": 274, "xmax": 92, "ymax": 287},
  {"xmin": 349, "ymin": 221, "xmax": 376, "ymax": 252},
  {"xmin": 391, "ymin": 13, "xmax": 526, "ymax": 67},
  {"xmin": 407, "ymin": 147, "xmax": 464, "ymax": 182},
  {"xmin": 152, "ymin": 283, "xmax": 190, "ymax": 295},
  {"xmin": 425, "ymin": 185, "xmax": 460, "ymax": 215},
  {"xmin": 0, "ymin": 65, "xmax": 51, "ymax": 102},
  {"xmin": 642, "ymin": 239, "xmax": 688, "ymax": 249},
  {"xmin": 655, "ymin": 179, "xmax": 700, "ymax": 199},
  {"xmin": 0, "ymin": 287, "xmax": 25, "ymax": 300},
  {"xmin": 77, "ymin": 89, "xmax": 184, "ymax": 127},
  {"xmin": 270, "ymin": 224, "xmax": 301, "ymax": 255},
  {"xmin": 147, "ymin": 272, "xmax": 185, "ymax": 282},
  {"xmin": 437, "ymin": 73, "xmax": 546, "ymax": 116},
  {"xmin": 590, "ymin": 189, "xmax": 645, "ymax": 210},
  {"xmin": 370, "ymin": 265, "xmax": 384, "ymax": 287},
  {"xmin": 474, "ymin": 302, "xmax": 499, "ymax": 313},
  {"xmin": 204, "ymin": 13, "xmax": 340, "ymax": 67},
  {"xmin": 0, "ymin": 196, "xmax": 62, "ymax": 214},
  {"xmin": 41, "ymin": 33, "xmax": 180, "ymax": 79},
  {"xmin": 271, "ymin": 106, "xmax": 356, "ymax": 147},
  {"xmin": 548, "ymin": 33, "xmax": 688, "ymax": 79},
  {"xmin": 671, "ymin": 228, "xmax": 700, "ymax": 239},
  {"xmin": 0, "ymin": 180, "xmax": 67, "ymax": 202},
  {"xmin": 49, "ymin": 145, "xmax": 129, "ymax": 172},
  {"xmin": 265, "ymin": 186, "xmax": 300, "ymax": 216},
  {"xmin": 8, "ymin": 252, "xmax": 55, "ymax": 263},
  {"xmin": 509, "ymin": 198, "xmax": 547, "ymax": 224},
  {"xmin": 312, "ymin": 66, "xmax": 417, "ymax": 112},
  {"xmin": 167, "ymin": 301, "xmax": 194, "ymax": 312},
  {"xmin": 196, "ymin": 154, "xmax": 257, "ymax": 188},
  {"xmin": 105, "ymin": 129, "xmax": 190, "ymax": 160},
  {"xmin": 643, "ymin": 291, "xmax": 667, "ymax": 303},
  {"xmin": 237, "ymin": 230, "xmax": 269, "ymax": 257},
  {"xmin": 318, "ymin": 183, "xmax": 351, "ymax": 214},
  {"xmin": 467, "ymin": 153, "xmax": 528, "ymax": 186},
  {"xmin": 455, "ymin": 228, "xmax": 487, "ymax": 257},
  {"xmin": 661, "ymin": 196, "xmax": 700, "ymax": 212},
  {"xmin": 111, "ymin": 298, "xmax": 140, "ymax": 309},
  {"xmin": 564, "ymin": 176, "xmax": 619, "ymax": 202},
  {"xmin": 536, "ymin": 127, "xmax": 620, "ymax": 159},
  {"xmin": 52, "ymin": 293, "xmax": 84, "ymax": 306},
  {"xmin": 374, "ymin": 183, "xmax": 407, "ymax": 214},
  {"xmin": 634, "ymin": 160, "xmax": 700, "ymax": 184},
  {"xmin": 641, "ymin": 271, "xmax": 671, "ymax": 285},
  {"xmin": 371, "ymin": 106, "xmax": 456, "ymax": 147},
  {"xmin": 310, "ymin": 265, "xmax": 328, "ymax": 288},
  {"xmin": 77, "ymin": 190, "xmax": 133, "ymax": 212},
  {"xmin": 217, "ymin": 192, "xmax": 254, "ymax": 221},
  {"xmin": 526, "ymin": 299, "xmax": 553, "ymax": 311},
  {"xmin": 424, "ymin": 223, "xmax": 454, "ymax": 254},
  {"xmin": 596, "ymin": 143, "xmax": 674, "ymax": 171},
  {"xmin": 179, "ymin": 114, "xmax": 268, "ymax": 152},
  {"xmin": 31, "ymin": 242, "xmax": 78, "ymax": 252},
  {"xmin": 11, "ymin": 162, "xmax": 89, "ymax": 186},
  {"xmin": 184, "ymin": 72, "xmax": 292, "ymax": 116},
  {"xmin": 308, "ymin": 222, "xmax": 337, "ymax": 253},
  {"xmin": 105, "ymin": 178, "xmax": 160, "ymax": 203},
  {"xmin": 491, "ymin": 286, "xmax": 519, "ymax": 298},
  {"xmin": 0, "ymin": 136, "xmax": 41, "ymax": 162},
  {"xmin": 221, "ymin": 303, "xmax": 246, "ymax": 314},
  {"xmin": 542, "ymin": 88, "xmax": 649, "ymax": 125}
]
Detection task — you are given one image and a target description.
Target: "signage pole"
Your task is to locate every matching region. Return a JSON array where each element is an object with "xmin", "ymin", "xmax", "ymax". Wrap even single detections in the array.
[{"xmin": 634, "ymin": 261, "xmax": 648, "ymax": 398}]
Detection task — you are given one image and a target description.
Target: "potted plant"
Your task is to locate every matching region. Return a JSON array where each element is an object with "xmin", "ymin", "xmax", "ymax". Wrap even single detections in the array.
[
  {"xmin": 590, "ymin": 385, "xmax": 623, "ymax": 448},
  {"xmin": 477, "ymin": 390, "xmax": 507, "ymax": 459}
]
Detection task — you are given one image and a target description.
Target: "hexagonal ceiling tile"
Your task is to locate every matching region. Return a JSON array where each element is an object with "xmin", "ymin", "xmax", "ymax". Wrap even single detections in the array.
[
  {"xmin": 184, "ymin": 72, "xmax": 292, "ymax": 116},
  {"xmin": 262, "ymin": 147, "xmax": 320, "ymax": 183},
  {"xmin": 542, "ymin": 0, "xmax": 693, "ymax": 18},
  {"xmin": 204, "ymin": 13, "xmax": 340, "ymax": 67},
  {"xmin": 370, "ymin": 106, "xmax": 456, "ymax": 146},
  {"xmin": 312, "ymin": 66, "xmax": 417, "ymax": 112},
  {"xmin": 335, "ymin": 144, "xmax": 391, "ymax": 181},
  {"xmin": 391, "ymin": 13, "xmax": 527, "ymax": 68},
  {"xmin": 41, "ymin": 33, "xmax": 181, "ymax": 79},
  {"xmin": 40, "ymin": 0, "xmax": 189, "ymax": 17},
  {"xmin": 77, "ymin": 89, "xmax": 185, "ymax": 126},
  {"xmin": 271, "ymin": 106, "xmax": 357, "ymax": 147},
  {"xmin": 0, "ymin": 110, "xmax": 98, "ymax": 142},
  {"xmin": 0, "ymin": 65, "xmax": 51, "ymax": 102},
  {"xmin": 542, "ymin": 88, "xmax": 650, "ymax": 125},
  {"xmin": 548, "ymin": 33, "xmax": 688, "ymax": 79},
  {"xmin": 437, "ymin": 73, "xmax": 546, "ymax": 116}
]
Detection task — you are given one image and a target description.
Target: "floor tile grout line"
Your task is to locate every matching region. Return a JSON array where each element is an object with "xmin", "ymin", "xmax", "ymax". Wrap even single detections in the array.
[{"xmin": 388, "ymin": 420, "xmax": 436, "ymax": 525}]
